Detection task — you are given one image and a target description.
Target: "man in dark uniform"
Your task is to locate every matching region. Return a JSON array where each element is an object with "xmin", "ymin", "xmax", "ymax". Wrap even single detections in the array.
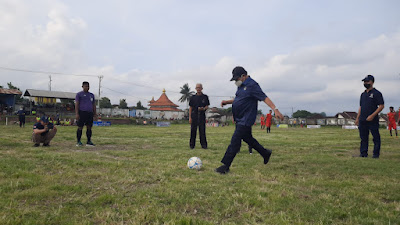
[
  {"xmin": 75, "ymin": 81, "xmax": 97, "ymax": 147},
  {"xmin": 32, "ymin": 116, "xmax": 57, "ymax": 147},
  {"xmin": 216, "ymin": 66, "xmax": 283, "ymax": 174},
  {"xmin": 17, "ymin": 107, "xmax": 26, "ymax": 128},
  {"xmin": 355, "ymin": 75, "xmax": 384, "ymax": 158},
  {"xmin": 189, "ymin": 83, "xmax": 210, "ymax": 149}
]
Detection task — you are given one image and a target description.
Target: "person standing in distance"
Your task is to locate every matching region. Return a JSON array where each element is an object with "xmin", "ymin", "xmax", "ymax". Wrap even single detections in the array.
[
  {"xmin": 355, "ymin": 75, "xmax": 384, "ymax": 158},
  {"xmin": 387, "ymin": 106, "xmax": 398, "ymax": 137},
  {"xmin": 17, "ymin": 107, "xmax": 26, "ymax": 128},
  {"xmin": 75, "ymin": 81, "xmax": 97, "ymax": 147},
  {"xmin": 265, "ymin": 109, "xmax": 273, "ymax": 133},
  {"xmin": 216, "ymin": 66, "xmax": 283, "ymax": 174},
  {"xmin": 189, "ymin": 83, "xmax": 210, "ymax": 149}
]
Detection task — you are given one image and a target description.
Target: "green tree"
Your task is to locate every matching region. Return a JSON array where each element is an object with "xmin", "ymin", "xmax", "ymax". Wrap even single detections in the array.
[
  {"xmin": 7, "ymin": 82, "xmax": 19, "ymax": 90},
  {"xmin": 179, "ymin": 83, "xmax": 194, "ymax": 109},
  {"xmin": 136, "ymin": 101, "xmax": 146, "ymax": 110},
  {"xmin": 292, "ymin": 110, "xmax": 313, "ymax": 118},
  {"xmin": 99, "ymin": 97, "xmax": 112, "ymax": 108},
  {"xmin": 119, "ymin": 99, "xmax": 128, "ymax": 109}
]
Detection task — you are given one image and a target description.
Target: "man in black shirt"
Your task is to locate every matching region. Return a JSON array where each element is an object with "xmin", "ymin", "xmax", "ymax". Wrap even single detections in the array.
[
  {"xmin": 189, "ymin": 83, "xmax": 210, "ymax": 149},
  {"xmin": 355, "ymin": 75, "xmax": 384, "ymax": 158},
  {"xmin": 32, "ymin": 116, "xmax": 57, "ymax": 147},
  {"xmin": 17, "ymin": 107, "xmax": 26, "ymax": 128}
]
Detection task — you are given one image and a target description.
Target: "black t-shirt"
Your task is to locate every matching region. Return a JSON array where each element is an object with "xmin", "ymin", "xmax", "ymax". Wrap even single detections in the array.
[
  {"xmin": 189, "ymin": 94, "xmax": 210, "ymax": 118},
  {"xmin": 33, "ymin": 122, "xmax": 54, "ymax": 136},
  {"xmin": 359, "ymin": 88, "xmax": 384, "ymax": 122}
]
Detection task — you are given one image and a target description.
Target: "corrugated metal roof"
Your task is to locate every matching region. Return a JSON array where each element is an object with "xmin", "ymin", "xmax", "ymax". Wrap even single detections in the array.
[
  {"xmin": 0, "ymin": 88, "xmax": 22, "ymax": 95},
  {"xmin": 24, "ymin": 89, "xmax": 98, "ymax": 100}
]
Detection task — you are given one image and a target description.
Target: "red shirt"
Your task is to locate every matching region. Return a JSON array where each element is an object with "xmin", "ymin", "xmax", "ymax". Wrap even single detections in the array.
[{"xmin": 388, "ymin": 112, "xmax": 396, "ymax": 123}]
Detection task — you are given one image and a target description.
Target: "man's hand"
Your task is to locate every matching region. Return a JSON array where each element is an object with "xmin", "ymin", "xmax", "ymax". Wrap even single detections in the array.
[
  {"xmin": 93, "ymin": 114, "xmax": 98, "ymax": 120},
  {"xmin": 189, "ymin": 118, "xmax": 192, "ymax": 124},
  {"xmin": 274, "ymin": 109, "xmax": 284, "ymax": 120},
  {"xmin": 198, "ymin": 107, "xmax": 204, "ymax": 111},
  {"xmin": 366, "ymin": 115, "xmax": 374, "ymax": 121},
  {"xmin": 355, "ymin": 118, "xmax": 359, "ymax": 126},
  {"xmin": 76, "ymin": 114, "xmax": 80, "ymax": 120},
  {"xmin": 221, "ymin": 101, "xmax": 226, "ymax": 107}
]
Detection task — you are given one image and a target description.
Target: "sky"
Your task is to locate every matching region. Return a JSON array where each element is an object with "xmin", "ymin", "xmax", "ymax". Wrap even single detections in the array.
[{"xmin": 1, "ymin": 0, "xmax": 400, "ymax": 116}]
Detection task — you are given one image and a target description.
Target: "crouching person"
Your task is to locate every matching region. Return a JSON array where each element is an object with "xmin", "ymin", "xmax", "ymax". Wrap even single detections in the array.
[{"xmin": 32, "ymin": 116, "xmax": 57, "ymax": 147}]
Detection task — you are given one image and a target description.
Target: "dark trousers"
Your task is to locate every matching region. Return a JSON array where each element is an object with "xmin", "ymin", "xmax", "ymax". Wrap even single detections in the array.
[
  {"xmin": 190, "ymin": 118, "xmax": 207, "ymax": 148},
  {"xmin": 221, "ymin": 124, "xmax": 270, "ymax": 167},
  {"xmin": 32, "ymin": 129, "xmax": 57, "ymax": 145},
  {"xmin": 358, "ymin": 121, "xmax": 381, "ymax": 157}
]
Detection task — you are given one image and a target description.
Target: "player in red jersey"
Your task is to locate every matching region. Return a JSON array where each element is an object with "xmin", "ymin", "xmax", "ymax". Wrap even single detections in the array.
[
  {"xmin": 387, "ymin": 106, "xmax": 397, "ymax": 137},
  {"xmin": 265, "ymin": 110, "xmax": 273, "ymax": 133}
]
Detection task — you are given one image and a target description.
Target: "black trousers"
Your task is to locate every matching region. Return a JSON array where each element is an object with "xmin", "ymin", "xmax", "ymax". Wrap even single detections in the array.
[
  {"xmin": 358, "ymin": 121, "xmax": 381, "ymax": 157},
  {"xmin": 221, "ymin": 124, "xmax": 270, "ymax": 167},
  {"xmin": 190, "ymin": 117, "xmax": 207, "ymax": 148}
]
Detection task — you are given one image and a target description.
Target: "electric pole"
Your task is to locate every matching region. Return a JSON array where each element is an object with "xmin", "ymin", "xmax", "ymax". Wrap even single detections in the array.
[
  {"xmin": 98, "ymin": 75, "xmax": 103, "ymax": 108},
  {"xmin": 49, "ymin": 75, "xmax": 52, "ymax": 91}
]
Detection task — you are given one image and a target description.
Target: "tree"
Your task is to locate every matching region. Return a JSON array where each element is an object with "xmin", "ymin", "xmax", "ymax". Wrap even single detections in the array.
[
  {"xmin": 257, "ymin": 109, "xmax": 263, "ymax": 115},
  {"xmin": 179, "ymin": 83, "xmax": 194, "ymax": 109},
  {"xmin": 119, "ymin": 99, "xmax": 128, "ymax": 109},
  {"xmin": 136, "ymin": 101, "xmax": 146, "ymax": 110},
  {"xmin": 7, "ymin": 82, "xmax": 19, "ymax": 90},
  {"xmin": 99, "ymin": 97, "xmax": 112, "ymax": 108},
  {"xmin": 292, "ymin": 110, "xmax": 313, "ymax": 118}
]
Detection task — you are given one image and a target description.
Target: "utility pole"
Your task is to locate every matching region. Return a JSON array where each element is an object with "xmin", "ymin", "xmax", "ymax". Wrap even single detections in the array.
[
  {"xmin": 98, "ymin": 75, "xmax": 103, "ymax": 108},
  {"xmin": 49, "ymin": 75, "xmax": 52, "ymax": 91}
]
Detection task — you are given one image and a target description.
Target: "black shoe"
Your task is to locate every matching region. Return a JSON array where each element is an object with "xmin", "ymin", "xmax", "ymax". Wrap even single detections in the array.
[
  {"xmin": 33, "ymin": 143, "xmax": 40, "ymax": 147},
  {"xmin": 359, "ymin": 154, "xmax": 368, "ymax": 158},
  {"xmin": 190, "ymin": 146, "xmax": 195, "ymax": 149},
  {"xmin": 264, "ymin": 149, "xmax": 272, "ymax": 164},
  {"xmin": 202, "ymin": 146, "xmax": 207, "ymax": 149},
  {"xmin": 215, "ymin": 165, "xmax": 230, "ymax": 174},
  {"xmin": 43, "ymin": 143, "xmax": 50, "ymax": 147},
  {"xmin": 372, "ymin": 155, "xmax": 379, "ymax": 159}
]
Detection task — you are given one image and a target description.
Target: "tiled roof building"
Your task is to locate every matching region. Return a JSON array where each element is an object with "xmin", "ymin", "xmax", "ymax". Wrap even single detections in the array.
[{"xmin": 148, "ymin": 89, "xmax": 182, "ymax": 111}]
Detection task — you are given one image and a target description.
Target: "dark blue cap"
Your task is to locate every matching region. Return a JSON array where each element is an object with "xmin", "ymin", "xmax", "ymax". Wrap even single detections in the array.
[
  {"xmin": 231, "ymin": 66, "xmax": 247, "ymax": 81},
  {"xmin": 362, "ymin": 75, "xmax": 374, "ymax": 82},
  {"xmin": 40, "ymin": 116, "xmax": 49, "ymax": 123}
]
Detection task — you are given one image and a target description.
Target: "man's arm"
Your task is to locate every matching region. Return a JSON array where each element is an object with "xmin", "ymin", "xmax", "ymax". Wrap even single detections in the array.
[
  {"xmin": 263, "ymin": 97, "xmax": 283, "ymax": 120},
  {"xmin": 366, "ymin": 105, "xmax": 384, "ymax": 121},
  {"xmin": 189, "ymin": 106, "xmax": 192, "ymax": 124},
  {"xmin": 221, "ymin": 99, "xmax": 234, "ymax": 107},
  {"xmin": 93, "ymin": 102, "xmax": 97, "ymax": 119},
  {"xmin": 33, "ymin": 127, "xmax": 48, "ymax": 134},
  {"xmin": 355, "ymin": 106, "xmax": 361, "ymax": 126},
  {"xmin": 75, "ymin": 101, "xmax": 80, "ymax": 120}
]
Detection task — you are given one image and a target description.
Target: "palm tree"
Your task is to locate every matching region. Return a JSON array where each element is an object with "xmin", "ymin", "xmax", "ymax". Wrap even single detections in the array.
[{"xmin": 179, "ymin": 83, "xmax": 194, "ymax": 109}]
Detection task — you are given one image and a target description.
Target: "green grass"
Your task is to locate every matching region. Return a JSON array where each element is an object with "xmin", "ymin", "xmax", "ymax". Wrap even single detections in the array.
[{"xmin": 0, "ymin": 124, "xmax": 399, "ymax": 224}]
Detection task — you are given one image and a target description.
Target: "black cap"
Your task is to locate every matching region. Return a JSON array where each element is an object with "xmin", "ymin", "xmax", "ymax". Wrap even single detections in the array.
[
  {"xmin": 40, "ymin": 116, "xmax": 49, "ymax": 123},
  {"xmin": 230, "ymin": 66, "xmax": 247, "ymax": 81},
  {"xmin": 362, "ymin": 75, "xmax": 374, "ymax": 82}
]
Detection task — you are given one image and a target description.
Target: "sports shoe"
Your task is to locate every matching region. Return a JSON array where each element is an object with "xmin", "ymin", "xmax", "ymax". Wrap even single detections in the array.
[
  {"xmin": 215, "ymin": 165, "xmax": 230, "ymax": 174},
  {"xmin": 33, "ymin": 143, "xmax": 40, "ymax": 147},
  {"xmin": 372, "ymin": 155, "xmax": 379, "ymax": 159},
  {"xmin": 76, "ymin": 141, "xmax": 83, "ymax": 147},
  {"xmin": 43, "ymin": 143, "xmax": 50, "ymax": 147},
  {"xmin": 86, "ymin": 141, "xmax": 95, "ymax": 147},
  {"xmin": 263, "ymin": 149, "xmax": 272, "ymax": 164}
]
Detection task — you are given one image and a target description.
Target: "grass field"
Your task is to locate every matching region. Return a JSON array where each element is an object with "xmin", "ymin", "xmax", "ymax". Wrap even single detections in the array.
[{"xmin": 0, "ymin": 123, "xmax": 399, "ymax": 224}]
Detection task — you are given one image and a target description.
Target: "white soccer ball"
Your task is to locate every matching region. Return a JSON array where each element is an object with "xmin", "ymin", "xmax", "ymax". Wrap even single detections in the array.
[{"xmin": 187, "ymin": 157, "xmax": 202, "ymax": 170}]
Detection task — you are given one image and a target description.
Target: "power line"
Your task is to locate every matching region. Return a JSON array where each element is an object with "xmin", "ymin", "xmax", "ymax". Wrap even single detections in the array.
[
  {"xmin": 1, "ymin": 65, "xmax": 231, "ymax": 97},
  {"xmin": 0, "ymin": 66, "xmax": 98, "ymax": 77}
]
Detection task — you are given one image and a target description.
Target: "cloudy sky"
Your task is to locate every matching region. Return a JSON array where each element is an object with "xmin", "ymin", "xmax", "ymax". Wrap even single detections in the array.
[{"xmin": 1, "ymin": 0, "xmax": 399, "ymax": 116}]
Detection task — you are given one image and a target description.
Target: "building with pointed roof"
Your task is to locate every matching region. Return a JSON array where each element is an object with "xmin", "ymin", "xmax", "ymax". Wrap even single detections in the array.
[
  {"xmin": 134, "ymin": 89, "xmax": 184, "ymax": 120},
  {"xmin": 148, "ymin": 89, "xmax": 182, "ymax": 112}
]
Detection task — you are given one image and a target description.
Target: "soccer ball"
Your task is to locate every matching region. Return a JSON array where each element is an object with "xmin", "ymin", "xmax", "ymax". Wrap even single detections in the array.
[{"xmin": 187, "ymin": 157, "xmax": 202, "ymax": 170}]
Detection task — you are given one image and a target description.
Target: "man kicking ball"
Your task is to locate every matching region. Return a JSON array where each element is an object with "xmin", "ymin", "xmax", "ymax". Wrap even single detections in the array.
[
  {"xmin": 216, "ymin": 66, "xmax": 283, "ymax": 174},
  {"xmin": 387, "ymin": 106, "xmax": 398, "ymax": 137}
]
